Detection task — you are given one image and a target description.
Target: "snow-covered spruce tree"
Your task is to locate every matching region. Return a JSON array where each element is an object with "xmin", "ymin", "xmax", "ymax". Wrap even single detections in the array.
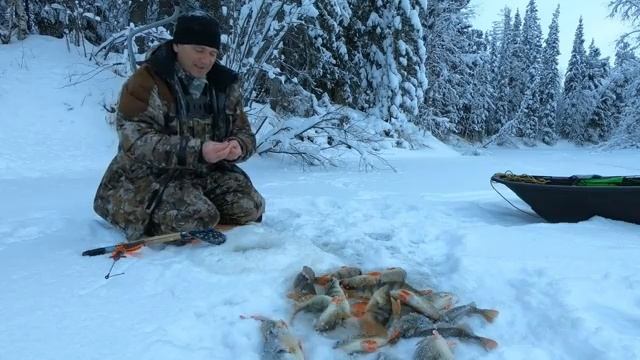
[
  {"xmin": 537, "ymin": 5, "xmax": 561, "ymax": 145},
  {"xmin": 585, "ymin": 39, "xmax": 610, "ymax": 91},
  {"xmin": 507, "ymin": 9, "xmax": 527, "ymax": 122},
  {"xmin": 337, "ymin": 2, "xmax": 372, "ymax": 113},
  {"xmin": 457, "ymin": 29, "xmax": 493, "ymax": 142},
  {"xmin": 586, "ymin": 71, "xmax": 627, "ymax": 144},
  {"xmin": 520, "ymin": 0, "xmax": 542, "ymax": 82},
  {"xmin": 292, "ymin": 0, "xmax": 353, "ymax": 106},
  {"xmin": 602, "ymin": 0, "xmax": 640, "ymax": 148},
  {"xmin": 423, "ymin": 0, "xmax": 472, "ymax": 140},
  {"xmin": 487, "ymin": 6, "xmax": 537, "ymax": 146},
  {"xmin": 341, "ymin": 0, "xmax": 428, "ymax": 145},
  {"xmin": 487, "ymin": 7, "xmax": 513, "ymax": 136},
  {"xmin": 615, "ymin": 39, "xmax": 638, "ymax": 68},
  {"xmin": 558, "ymin": 17, "xmax": 595, "ymax": 144},
  {"xmin": 581, "ymin": 40, "xmax": 613, "ymax": 143},
  {"xmin": 562, "ymin": 18, "xmax": 587, "ymax": 95},
  {"xmin": 511, "ymin": 0, "xmax": 544, "ymax": 143},
  {"xmin": 513, "ymin": 61, "xmax": 542, "ymax": 145},
  {"xmin": 484, "ymin": 27, "xmax": 501, "ymax": 135},
  {"xmin": 607, "ymin": 69, "xmax": 640, "ymax": 148}
]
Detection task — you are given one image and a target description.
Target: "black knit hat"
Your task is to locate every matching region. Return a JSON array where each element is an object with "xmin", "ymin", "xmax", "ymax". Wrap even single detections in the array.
[{"xmin": 173, "ymin": 14, "xmax": 221, "ymax": 50}]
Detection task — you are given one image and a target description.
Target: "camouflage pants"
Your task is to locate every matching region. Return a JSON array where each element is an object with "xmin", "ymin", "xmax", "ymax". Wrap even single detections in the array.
[{"xmin": 146, "ymin": 168, "xmax": 265, "ymax": 237}]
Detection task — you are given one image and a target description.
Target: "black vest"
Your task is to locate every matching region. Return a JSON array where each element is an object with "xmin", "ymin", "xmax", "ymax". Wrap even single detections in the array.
[{"xmin": 179, "ymin": 84, "xmax": 231, "ymax": 143}]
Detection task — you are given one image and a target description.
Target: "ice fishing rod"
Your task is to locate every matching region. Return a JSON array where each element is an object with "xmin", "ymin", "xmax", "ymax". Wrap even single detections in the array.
[{"xmin": 82, "ymin": 227, "xmax": 227, "ymax": 279}]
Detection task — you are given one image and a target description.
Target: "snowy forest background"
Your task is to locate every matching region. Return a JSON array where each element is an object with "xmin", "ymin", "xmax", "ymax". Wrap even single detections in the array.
[{"xmin": 2, "ymin": 0, "xmax": 640, "ymax": 159}]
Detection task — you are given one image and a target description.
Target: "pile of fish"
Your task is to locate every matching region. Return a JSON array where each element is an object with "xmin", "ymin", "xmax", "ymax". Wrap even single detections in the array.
[{"xmin": 250, "ymin": 265, "xmax": 499, "ymax": 359}]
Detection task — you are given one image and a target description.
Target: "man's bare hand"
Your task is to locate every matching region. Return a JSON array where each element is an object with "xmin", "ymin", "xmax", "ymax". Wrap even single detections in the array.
[
  {"xmin": 225, "ymin": 140, "xmax": 243, "ymax": 161},
  {"xmin": 202, "ymin": 141, "xmax": 231, "ymax": 163}
]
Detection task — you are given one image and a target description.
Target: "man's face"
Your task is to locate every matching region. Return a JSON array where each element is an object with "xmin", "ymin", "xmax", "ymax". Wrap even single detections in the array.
[{"xmin": 173, "ymin": 43, "xmax": 218, "ymax": 78}]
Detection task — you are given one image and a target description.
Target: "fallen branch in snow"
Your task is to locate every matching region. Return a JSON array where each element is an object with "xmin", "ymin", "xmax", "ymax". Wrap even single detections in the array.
[
  {"xmin": 253, "ymin": 107, "xmax": 395, "ymax": 171},
  {"xmin": 59, "ymin": 62, "xmax": 126, "ymax": 88},
  {"xmin": 262, "ymin": 147, "xmax": 334, "ymax": 167}
]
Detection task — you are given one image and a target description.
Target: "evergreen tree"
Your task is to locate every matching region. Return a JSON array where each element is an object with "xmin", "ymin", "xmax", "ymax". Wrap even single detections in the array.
[
  {"xmin": 585, "ymin": 39, "xmax": 610, "ymax": 91},
  {"xmin": 507, "ymin": 10, "xmax": 526, "ymax": 121},
  {"xmin": 579, "ymin": 39, "xmax": 612, "ymax": 143},
  {"xmin": 316, "ymin": 0, "xmax": 353, "ymax": 105},
  {"xmin": 484, "ymin": 28, "xmax": 501, "ymax": 136},
  {"xmin": 614, "ymin": 40, "xmax": 637, "ymax": 68},
  {"xmin": 486, "ymin": 26, "xmax": 500, "ymax": 92},
  {"xmin": 344, "ymin": 2, "xmax": 376, "ymax": 111},
  {"xmin": 559, "ymin": 17, "xmax": 594, "ymax": 143},
  {"xmin": 490, "ymin": 7, "xmax": 513, "ymax": 134},
  {"xmin": 521, "ymin": 0, "xmax": 543, "ymax": 81},
  {"xmin": 537, "ymin": 5, "xmax": 561, "ymax": 145},
  {"xmin": 586, "ymin": 71, "xmax": 626, "ymax": 143},
  {"xmin": 513, "ymin": 61, "xmax": 543, "ymax": 145},
  {"xmin": 609, "ymin": 73, "xmax": 640, "ymax": 148},
  {"xmin": 603, "ymin": 40, "xmax": 640, "ymax": 147},
  {"xmin": 458, "ymin": 30, "xmax": 493, "ymax": 141},
  {"xmin": 348, "ymin": 0, "xmax": 429, "ymax": 137},
  {"xmin": 512, "ymin": 0, "xmax": 544, "ymax": 144},
  {"xmin": 280, "ymin": 0, "xmax": 354, "ymax": 105},
  {"xmin": 563, "ymin": 17, "xmax": 587, "ymax": 95},
  {"xmin": 423, "ymin": 0, "xmax": 472, "ymax": 138},
  {"xmin": 605, "ymin": 0, "xmax": 640, "ymax": 147}
]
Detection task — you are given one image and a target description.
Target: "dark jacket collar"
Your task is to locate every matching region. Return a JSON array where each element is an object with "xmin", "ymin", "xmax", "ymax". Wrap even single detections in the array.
[{"xmin": 146, "ymin": 41, "xmax": 239, "ymax": 93}]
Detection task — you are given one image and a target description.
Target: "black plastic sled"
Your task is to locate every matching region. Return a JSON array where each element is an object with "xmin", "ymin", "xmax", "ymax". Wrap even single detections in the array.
[{"xmin": 491, "ymin": 173, "xmax": 640, "ymax": 224}]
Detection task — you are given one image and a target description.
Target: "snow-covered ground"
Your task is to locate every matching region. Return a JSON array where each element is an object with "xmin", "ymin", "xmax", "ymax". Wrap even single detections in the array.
[{"xmin": 1, "ymin": 36, "xmax": 639, "ymax": 360}]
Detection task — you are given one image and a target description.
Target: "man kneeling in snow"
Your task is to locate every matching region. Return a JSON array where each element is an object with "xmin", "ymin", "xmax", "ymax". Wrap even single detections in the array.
[{"xmin": 93, "ymin": 13, "xmax": 265, "ymax": 240}]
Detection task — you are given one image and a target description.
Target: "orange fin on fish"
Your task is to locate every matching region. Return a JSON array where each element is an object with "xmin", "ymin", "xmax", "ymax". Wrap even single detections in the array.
[
  {"xmin": 480, "ymin": 309, "xmax": 500, "ymax": 323},
  {"xmin": 482, "ymin": 338, "xmax": 499, "ymax": 351},
  {"xmin": 361, "ymin": 339, "xmax": 379, "ymax": 353}
]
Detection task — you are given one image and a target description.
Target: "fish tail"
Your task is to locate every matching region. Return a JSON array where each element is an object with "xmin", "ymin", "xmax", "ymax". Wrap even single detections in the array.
[
  {"xmin": 481, "ymin": 337, "xmax": 499, "ymax": 351},
  {"xmin": 361, "ymin": 339, "xmax": 379, "ymax": 353},
  {"xmin": 480, "ymin": 309, "xmax": 499, "ymax": 323}
]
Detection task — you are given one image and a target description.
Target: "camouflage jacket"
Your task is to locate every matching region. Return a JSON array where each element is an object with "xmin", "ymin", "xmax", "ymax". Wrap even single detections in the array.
[{"xmin": 93, "ymin": 42, "xmax": 256, "ymax": 239}]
